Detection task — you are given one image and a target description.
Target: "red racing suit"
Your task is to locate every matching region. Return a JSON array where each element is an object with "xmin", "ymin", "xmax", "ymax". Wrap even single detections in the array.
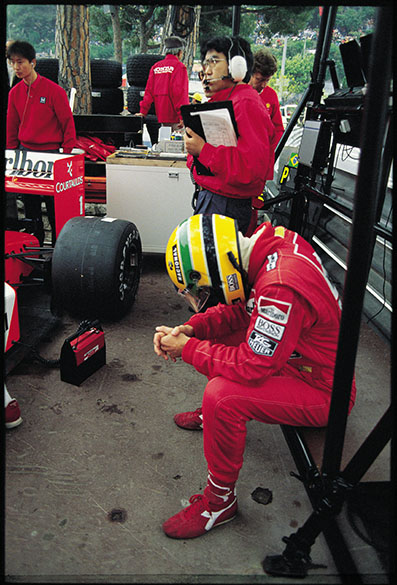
[
  {"xmin": 6, "ymin": 74, "xmax": 76, "ymax": 153},
  {"xmin": 181, "ymin": 223, "xmax": 356, "ymax": 484},
  {"xmin": 259, "ymin": 85, "xmax": 284, "ymax": 146},
  {"xmin": 187, "ymin": 84, "xmax": 276, "ymax": 202},
  {"xmin": 139, "ymin": 54, "xmax": 189, "ymax": 124}
]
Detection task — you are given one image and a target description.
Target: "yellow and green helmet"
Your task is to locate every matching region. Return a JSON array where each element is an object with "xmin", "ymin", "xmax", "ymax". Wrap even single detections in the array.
[{"xmin": 165, "ymin": 214, "xmax": 246, "ymax": 312}]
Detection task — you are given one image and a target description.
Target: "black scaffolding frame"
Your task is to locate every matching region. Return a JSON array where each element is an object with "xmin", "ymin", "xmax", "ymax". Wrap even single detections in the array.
[{"xmin": 231, "ymin": 4, "xmax": 393, "ymax": 581}]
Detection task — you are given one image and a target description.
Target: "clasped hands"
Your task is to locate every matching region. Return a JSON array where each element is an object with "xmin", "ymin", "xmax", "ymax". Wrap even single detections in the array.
[{"xmin": 153, "ymin": 324, "xmax": 194, "ymax": 362}]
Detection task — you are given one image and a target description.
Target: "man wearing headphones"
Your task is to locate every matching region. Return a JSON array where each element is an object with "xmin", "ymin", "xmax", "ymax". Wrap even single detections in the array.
[
  {"xmin": 6, "ymin": 40, "xmax": 76, "ymax": 245},
  {"xmin": 184, "ymin": 36, "xmax": 276, "ymax": 236}
]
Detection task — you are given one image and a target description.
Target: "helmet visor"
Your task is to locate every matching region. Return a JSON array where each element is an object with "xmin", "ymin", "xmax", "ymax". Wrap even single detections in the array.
[{"xmin": 178, "ymin": 286, "xmax": 211, "ymax": 313}]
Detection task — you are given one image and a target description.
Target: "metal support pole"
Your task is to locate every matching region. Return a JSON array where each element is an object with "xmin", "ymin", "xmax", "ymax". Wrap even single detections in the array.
[
  {"xmin": 312, "ymin": 6, "xmax": 338, "ymax": 105},
  {"xmin": 263, "ymin": 5, "xmax": 392, "ymax": 578},
  {"xmin": 321, "ymin": 4, "xmax": 392, "ymax": 479}
]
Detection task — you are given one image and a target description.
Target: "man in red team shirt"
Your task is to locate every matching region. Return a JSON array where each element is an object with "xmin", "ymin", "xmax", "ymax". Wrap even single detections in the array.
[
  {"xmin": 249, "ymin": 48, "xmax": 284, "ymax": 146},
  {"xmin": 138, "ymin": 36, "xmax": 189, "ymax": 131},
  {"xmin": 6, "ymin": 40, "xmax": 76, "ymax": 245},
  {"xmin": 184, "ymin": 36, "xmax": 276, "ymax": 237},
  {"xmin": 153, "ymin": 213, "xmax": 356, "ymax": 540}
]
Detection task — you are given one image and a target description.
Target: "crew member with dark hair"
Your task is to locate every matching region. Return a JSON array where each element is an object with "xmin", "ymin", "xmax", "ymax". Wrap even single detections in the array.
[
  {"xmin": 6, "ymin": 40, "xmax": 76, "ymax": 245},
  {"xmin": 184, "ymin": 36, "xmax": 276, "ymax": 237},
  {"xmin": 138, "ymin": 36, "xmax": 190, "ymax": 131},
  {"xmin": 153, "ymin": 214, "xmax": 356, "ymax": 539},
  {"xmin": 249, "ymin": 48, "xmax": 284, "ymax": 145}
]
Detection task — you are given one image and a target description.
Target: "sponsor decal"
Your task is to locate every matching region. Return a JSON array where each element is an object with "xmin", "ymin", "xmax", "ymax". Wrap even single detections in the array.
[
  {"xmin": 84, "ymin": 344, "xmax": 99, "ymax": 361},
  {"xmin": 55, "ymin": 175, "xmax": 84, "ymax": 192},
  {"xmin": 266, "ymin": 252, "xmax": 278, "ymax": 271},
  {"xmin": 254, "ymin": 316, "xmax": 285, "ymax": 340},
  {"xmin": 258, "ymin": 296, "xmax": 292, "ymax": 324},
  {"xmin": 248, "ymin": 331, "xmax": 278, "ymax": 356},
  {"xmin": 154, "ymin": 66, "xmax": 175, "ymax": 74},
  {"xmin": 279, "ymin": 164, "xmax": 298, "ymax": 185},
  {"xmin": 226, "ymin": 272, "xmax": 239, "ymax": 292},
  {"xmin": 5, "ymin": 149, "xmax": 55, "ymax": 179},
  {"xmin": 172, "ymin": 244, "xmax": 184, "ymax": 285},
  {"xmin": 40, "ymin": 96, "xmax": 46, "ymax": 104}
]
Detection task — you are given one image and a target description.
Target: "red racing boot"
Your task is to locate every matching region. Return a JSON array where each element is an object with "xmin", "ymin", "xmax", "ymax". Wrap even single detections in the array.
[
  {"xmin": 162, "ymin": 474, "xmax": 237, "ymax": 539},
  {"xmin": 173, "ymin": 407, "xmax": 203, "ymax": 430},
  {"xmin": 5, "ymin": 399, "xmax": 22, "ymax": 429}
]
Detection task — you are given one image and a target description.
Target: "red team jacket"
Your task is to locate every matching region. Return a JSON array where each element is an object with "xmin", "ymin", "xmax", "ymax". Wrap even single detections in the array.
[
  {"xmin": 6, "ymin": 74, "xmax": 76, "ymax": 153},
  {"xmin": 187, "ymin": 84, "xmax": 276, "ymax": 202},
  {"xmin": 259, "ymin": 85, "xmax": 284, "ymax": 146},
  {"xmin": 181, "ymin": 223, "xmax": 356, "ymax": 404},
  {"xmin": 139, "ymin": 54, "xmax": 189, "ymax": 124}
]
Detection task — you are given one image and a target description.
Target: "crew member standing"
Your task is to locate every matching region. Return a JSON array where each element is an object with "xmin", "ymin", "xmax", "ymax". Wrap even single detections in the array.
[
  {"xmin": 184, "ymin": 36, "xmax": 276, "ymax": 237},
  {"xmin": 246, "ymin": 47, "xmax": 285, "ymax": 235},
  {"xmin": 249, "ymin": 48, "xmax": 284, "ymax": 146},
  {"xmin": 138, "ymin": 36, "xmax": 189, "ymax": 131},
  {"xmin": 6, "ymin": 40, "xmax": 76, "ymax": 246}
]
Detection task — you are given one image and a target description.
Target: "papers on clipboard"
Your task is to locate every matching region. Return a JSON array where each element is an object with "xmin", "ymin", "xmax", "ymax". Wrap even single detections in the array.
[{"xmin": 181, "ymin": 101, "xmax": 238, "ymax": 148}]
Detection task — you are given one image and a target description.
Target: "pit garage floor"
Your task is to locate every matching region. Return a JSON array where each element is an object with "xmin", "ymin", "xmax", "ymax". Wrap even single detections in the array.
[{"xmin": 4, "ymin": 254, "xmax": 392, "ymax": 584}]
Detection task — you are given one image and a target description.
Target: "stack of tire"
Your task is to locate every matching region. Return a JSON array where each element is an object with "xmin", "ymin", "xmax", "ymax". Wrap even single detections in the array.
[
  {"xmin": 35, "ymin": 58, "xmax": 60, "ymax": 84},
  {"xmin": 14, "ymin": 57, "xmax": 124, "ymax": 116},
  {"xmin": 126, "ymin": 53, "xmax": 164, "ymax": 145},
  {"xmin": 90, "ymin": 59, "xmax": 123, "ymax": 115}
]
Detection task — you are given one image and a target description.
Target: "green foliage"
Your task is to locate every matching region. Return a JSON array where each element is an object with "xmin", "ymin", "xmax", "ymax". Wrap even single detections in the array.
[
  {"xmin": 335, "ymin": 6, "xmax": 376, "ymax": 37},
  {"xmin": 89, "ymin": 6, "xmax": 114, "ymax": 45},
  {"xmin": 198, "ymin": 5, "xmax": 233, "ymax": 45},
  {"xmin": 6, "ymin": 4, "xmax": 57, "ymax": 55},
  {"xmin": 245, "ymin": 5, "xmax": 314, "ymax": 39},
  {"xmin": 284, "ymin": 52, "xmax": 315, "ymax": 94},
  {"xmin": 6, "ymin": 2, "xmax": 377, "ymax": 103},
  {"xmin": 89, "ymin": 4, "xmax": 167, "ymax": 56}
]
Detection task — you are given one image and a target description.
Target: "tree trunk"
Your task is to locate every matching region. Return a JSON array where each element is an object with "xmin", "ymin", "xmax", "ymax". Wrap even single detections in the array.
[
  {"xmin": 185, "ymin": 6, "xmax": 201, "ymax": 77},
  {"xmin": 55, "ymin": 5, "xmax": 91, "ymax": 115},
  {"xmin": 162, "ymin": 5, "xmax": 201, "ymax": 78},
  {"xmin": 111, "ymin": 6, "xmax": 122, "ymax": 63}
]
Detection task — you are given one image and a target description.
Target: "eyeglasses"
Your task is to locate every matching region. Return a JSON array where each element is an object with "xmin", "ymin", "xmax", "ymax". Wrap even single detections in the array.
[{"xmin": 201, "ymin": 56, "xmax": 227, "ymax": 70}]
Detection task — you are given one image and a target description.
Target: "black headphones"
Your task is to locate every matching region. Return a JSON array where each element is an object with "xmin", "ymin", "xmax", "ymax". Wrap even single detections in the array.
[{"xmin": 227, "ymin": 37, "xmax": 248, "ymax": 82}]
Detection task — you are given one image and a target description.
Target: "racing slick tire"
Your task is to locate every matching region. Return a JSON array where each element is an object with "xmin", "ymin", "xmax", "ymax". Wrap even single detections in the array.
[
  {"xmin": 91, "ymin": 87, "xmax": 124, "ymax": 114},
  {"xmin": 127, "ymin": 85, "xmax": 156, "ymax": 115},
  {"xmin": 35, "ymin": 58, "xmax": 59, "ymax": 83},
  {"xmin": 126, "ymin": 54, "xmax": 164, "ymax": 87},
  {"xmin": 51, "ymin": 216, "xmax": 142, "ymax": 321},
  {"xmin": 90, "ymin": 59, "xmax": 122, "ymax": 88}
]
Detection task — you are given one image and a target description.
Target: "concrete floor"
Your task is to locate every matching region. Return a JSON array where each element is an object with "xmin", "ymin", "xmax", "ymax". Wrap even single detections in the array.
[{"xmin": 4, "ymin": 253, "xmax": 392, "ymax": 584}]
